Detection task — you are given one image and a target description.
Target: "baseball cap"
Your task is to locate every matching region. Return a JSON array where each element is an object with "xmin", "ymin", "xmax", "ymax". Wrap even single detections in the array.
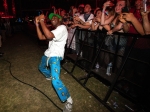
[{"xmin": 48, "ymin": 13, "xmax": 62, "ymax": 20}]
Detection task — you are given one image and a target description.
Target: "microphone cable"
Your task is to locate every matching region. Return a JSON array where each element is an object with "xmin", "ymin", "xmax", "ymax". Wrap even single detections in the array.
[{"xmin": 1, "ymin": 58, "xmax": 63, "ymax": 112}]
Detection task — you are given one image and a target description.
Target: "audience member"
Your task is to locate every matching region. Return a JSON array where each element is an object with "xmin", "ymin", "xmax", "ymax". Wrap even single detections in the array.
[
  {"xmin": 101, "ymin": 0, "xmax": 128, "ymax": 70},
  {"xmin": 120, "ymin": 12, "xmax": 145, "ymax": 35},
  {"xmin": 70, "ymin": 4, "xmax": 94, "ymax": 54},
  {"xmin": 93, "ymin": 7, "xmax": 101, "ymax": 15},
  {"xmin": 77, "ymin": 4, "xmax": 85, "ymax": 15},
  {"xmin": 72, "ymin": 4, "xmax": 94, "ymax": 29},
  {"xmin": 121, "ymin": 0, "xmax": 150, "ymax": 87},
  {"xmin": 91, "ymin": 8, "xmax": 114, "ymax": 67},
  {"xmin": 91, "ymin": 9, "xmax": 102, "ymax": 31},
  {"xmin": 66, "ymin": 6, "xmax": 78, "ymax": 53}
]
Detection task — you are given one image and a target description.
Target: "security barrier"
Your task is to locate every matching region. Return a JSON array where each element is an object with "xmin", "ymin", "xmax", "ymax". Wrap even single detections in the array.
[{"xmin": 62, "ymin": 28, "xmax": 150, "ymax": 112}]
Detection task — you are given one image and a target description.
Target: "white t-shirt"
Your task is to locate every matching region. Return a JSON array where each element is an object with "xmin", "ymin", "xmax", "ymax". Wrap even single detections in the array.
[
  {"xmin": 79, "ymin": 13, "xmax": 94, "ymax": 24},
  {"xmin": 44, "ymin": 25, "xmax": 68, "ymax": 59}
]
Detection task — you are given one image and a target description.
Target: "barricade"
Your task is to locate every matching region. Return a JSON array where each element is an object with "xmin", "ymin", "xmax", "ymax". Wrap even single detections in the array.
[{"xmin": 62, "ymin": 28, "xmax": 150, "ymax": 112}]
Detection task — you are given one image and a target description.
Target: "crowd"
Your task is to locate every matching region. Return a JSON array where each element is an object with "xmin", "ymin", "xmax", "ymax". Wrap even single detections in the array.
[
  {"xmin": 50, "ymin": 0, "xmax": 150, "ymax": 35},
  {"xmin": 34, "ymin": 0, "xmax": 150, "ymax": 112},
  {"xmin": 55, "ymin": 0, "xmax": 150, "ymax": 73}
]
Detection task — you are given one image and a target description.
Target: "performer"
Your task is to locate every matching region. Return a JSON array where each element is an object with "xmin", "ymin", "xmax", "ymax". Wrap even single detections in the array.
[{"xmin": 35, "ymin": 13, "xmax": 73, "ymax": 112}]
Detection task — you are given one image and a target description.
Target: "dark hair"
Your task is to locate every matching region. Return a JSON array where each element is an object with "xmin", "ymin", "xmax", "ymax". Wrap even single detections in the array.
[{"xmin": 94, "ymin": 9, "xmax": 101, "ymax": 16}]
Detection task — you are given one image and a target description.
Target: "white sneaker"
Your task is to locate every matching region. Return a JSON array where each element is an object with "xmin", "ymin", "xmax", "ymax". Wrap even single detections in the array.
[
  {"xmin": 46, "ymin": 76, "xmax": 52, "ymax": 80},
  {"xmin": 63, "ymin": 102, "xmax": 72, "ymax": 112}
]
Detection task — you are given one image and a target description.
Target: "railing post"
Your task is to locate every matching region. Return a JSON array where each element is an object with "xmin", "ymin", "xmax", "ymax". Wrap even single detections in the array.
[{"xmin": 103, "ymin": 36, "xmax": 138, "ymax": 102}]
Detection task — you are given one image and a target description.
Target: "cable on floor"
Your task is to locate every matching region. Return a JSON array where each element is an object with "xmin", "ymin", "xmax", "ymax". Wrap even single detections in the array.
[{"xmin": 1, "ymin": 58, "xmax": 63, "ymax": 112}]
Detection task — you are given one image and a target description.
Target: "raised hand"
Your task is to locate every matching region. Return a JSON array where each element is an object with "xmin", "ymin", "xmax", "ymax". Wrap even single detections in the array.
[
  {"xmin": 38, "ymin": 14, "xmax": 45, "ymax": 20},
  {"xmin": 119, "ymin": 14, "xmax": 126, "ymax": 23},
  {"xmin": 122, "ymin": 13, "xmax": 136, "ymax": 22}
]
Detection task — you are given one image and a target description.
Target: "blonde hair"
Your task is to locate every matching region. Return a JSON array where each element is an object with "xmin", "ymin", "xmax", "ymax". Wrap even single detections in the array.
[{"xmin": 117, "ymin": 0, "xmax": 130, "ymax": 8}]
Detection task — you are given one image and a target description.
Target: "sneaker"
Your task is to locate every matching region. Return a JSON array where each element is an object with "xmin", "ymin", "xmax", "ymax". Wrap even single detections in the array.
[
  {"xmin": 46, "ymin": 76, "xmax": 52, "ymax": 80},
  {"xmin": 63, "ymin": 102, "xmax": 72, "ymax": 112}
]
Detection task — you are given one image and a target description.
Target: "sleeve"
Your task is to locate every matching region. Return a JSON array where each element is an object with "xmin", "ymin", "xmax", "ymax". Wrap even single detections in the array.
[{"xmin": 51, "ymin": 25, "xmax": 66, "ymax": 41}]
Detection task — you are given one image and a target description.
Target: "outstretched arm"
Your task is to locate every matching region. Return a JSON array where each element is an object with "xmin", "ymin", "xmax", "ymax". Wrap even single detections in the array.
[
  {"xmin": 141, "ymin": 10, "xmax": 150, "ymax": 34},
  {"xmin": 74, "ymin": 23, "xmax": 91, "ymax": 29},
  {"xmin": 107, "ymin": 22, "xmax": 123, "ymax": 35},
  {"xmin": 122, "ymin": 13, "xmax": 145, "ymax": 35},
  {"xmin": 119, "ymin": 14, "xmax": 130, "ymax": 33},
  {"xmin": 91, "ymin": 18, "xmax": 100, "ymax": 31}
]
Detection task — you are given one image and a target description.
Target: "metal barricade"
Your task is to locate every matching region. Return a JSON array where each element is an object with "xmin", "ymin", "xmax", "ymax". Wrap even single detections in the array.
[{"xmin": 62, "ymin": 28, "xmax": 150, "ymax": 112}]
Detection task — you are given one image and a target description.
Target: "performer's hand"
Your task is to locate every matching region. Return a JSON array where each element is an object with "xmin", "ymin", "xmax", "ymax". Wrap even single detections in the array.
[
  {"xmin": 34, "ymin": 16, "xmax": 39, "ymax": 26},
  {"xmin": 35, "ymin": 16, "xmax": 39, "ymax": 22},
  {"xmin": 38, "ymin": 14, "xmax": 45, "ymax": 20}
]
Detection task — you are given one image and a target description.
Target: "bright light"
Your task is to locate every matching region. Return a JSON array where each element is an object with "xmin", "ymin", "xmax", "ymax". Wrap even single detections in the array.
[{"xmin": 1, "ymin": 16, "xmax": 14, "ymax": 18}]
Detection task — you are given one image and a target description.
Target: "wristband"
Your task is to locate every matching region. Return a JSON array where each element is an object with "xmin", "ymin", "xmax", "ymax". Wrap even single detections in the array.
[
  {"xmin": 102, "ymin": 10, "xmax": 105, "ymax": 13},
  {"xmin": 103, "ymin": 11, "xmax": 109, "ymax": 15},
  {"xmin": 35, "ymin": 23, "xmax": 39, "ymax": 26}
]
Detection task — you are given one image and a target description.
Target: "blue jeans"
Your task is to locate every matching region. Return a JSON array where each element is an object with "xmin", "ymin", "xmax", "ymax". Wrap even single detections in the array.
[{"xmin": 39, "ymin": 56, "xmax": 70, "ymax": 102}]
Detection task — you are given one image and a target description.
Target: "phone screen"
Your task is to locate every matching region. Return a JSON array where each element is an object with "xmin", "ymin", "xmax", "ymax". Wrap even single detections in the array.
[
  {"xmin": 143, "ymin": 0, "xmax": 147, "ymax": 12},
  {"xmin": 122, "ymin": 7, "xmax": 129, "ymax": 13}
]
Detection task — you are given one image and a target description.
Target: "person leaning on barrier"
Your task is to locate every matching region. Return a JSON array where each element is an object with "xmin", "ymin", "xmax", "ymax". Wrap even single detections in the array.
[
  {"xmin": 91, "ymin": 9, "xmax": 102, "ymax": 31},
  {"xmin": 119, "ymin": 12, "xmax": 145, "ymax": 35},
  {"xmin": 101, "ymin": 0, "xmax": 129, "ymax": 70},
  {"xmin": 70, "ymin": 4, "xmax": 94, "ymax": 54},
  {"xmin": 66, "ymin": 6, "xmax": 79, "ymax": 53},
  {"xmin": 119, "ymin": 0, "xmax": 150, "ymax": 89},
  {"xmin": 91, "ymin": 8, "xmax": 113, "ymax": 67},
  {"xmin": 106, "ymin": 0, "xmax": 129, "ymax": 35},
  {"xmin": 90, "ymin": 8, "xmax": 111, "ymax": 31},
  {"xmin": 71, "ymin": 4, "xmax": 94, "ymax": 29},
  {"xmin": 120, "ymin": 0, "xmax": 150, "ymax": 35}
]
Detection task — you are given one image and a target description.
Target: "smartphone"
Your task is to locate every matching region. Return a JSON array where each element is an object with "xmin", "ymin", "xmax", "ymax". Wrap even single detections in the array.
[
  {"xmin": 122, "ymin": 7, "xmax": 129, "ymax": 13},
  {"xmin": 38, "ymin": 10, "xmax": 43, "ymax": 15},
  {"xmin": 143, "ymin": 0, "xmax": 147, "ymax": 12}
]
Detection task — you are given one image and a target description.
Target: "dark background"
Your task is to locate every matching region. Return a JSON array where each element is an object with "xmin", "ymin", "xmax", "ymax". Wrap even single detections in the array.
[{"xmin": 0, "ymin": 0, "xmax": 104, "ymax": 17}]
